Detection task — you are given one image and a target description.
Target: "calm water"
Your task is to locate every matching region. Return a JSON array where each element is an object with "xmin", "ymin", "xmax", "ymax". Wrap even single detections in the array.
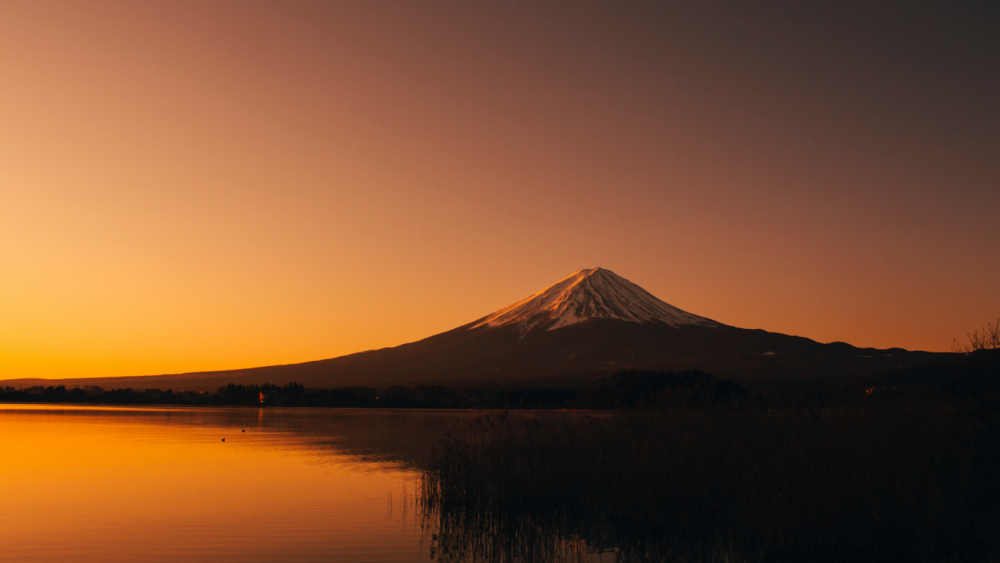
[{"xmin": 0, "ymin": 405, "xmax": 479, "ymax": 563}]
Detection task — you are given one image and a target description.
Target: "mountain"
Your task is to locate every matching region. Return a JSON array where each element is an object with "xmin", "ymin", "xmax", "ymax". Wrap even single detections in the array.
[
  {"xmin": 471, "ymin": 268, "xmax": 717, "ymax": 332},
  {"xmin": 0, "ymin": 268, "xmax": 952, "ymax": 391}
]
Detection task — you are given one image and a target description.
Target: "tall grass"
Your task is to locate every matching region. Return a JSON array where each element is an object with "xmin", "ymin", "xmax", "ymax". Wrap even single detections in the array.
[{"xmin": 420, "ymin": 409, "xmax": 1000, "ymax": 563}]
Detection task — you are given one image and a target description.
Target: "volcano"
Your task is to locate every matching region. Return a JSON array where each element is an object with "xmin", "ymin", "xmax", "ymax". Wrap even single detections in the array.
[
  {"xmin": 471, "ymin": 268, "xmax": 717, "ymax": 332},
  {"xmin": 0, "ymin": 268, "xmax": 951, "ymax": 391}
]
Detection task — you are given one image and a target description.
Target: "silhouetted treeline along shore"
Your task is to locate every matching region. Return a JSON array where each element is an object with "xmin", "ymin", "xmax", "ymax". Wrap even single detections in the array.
[
  {"xmin": 0, "ymin": 371, "xmax": 753, "ymax": 409},
  {"xmin": 420, "ymin": 350, "xmax": 1000, "ymax": 562},
  {"xmin": 0, "ymin": 382, "xmax": 574, "ymax": 408},
  {"xmin": 3, "ymin": 359, "xmax": 998, "ymax": 410}
]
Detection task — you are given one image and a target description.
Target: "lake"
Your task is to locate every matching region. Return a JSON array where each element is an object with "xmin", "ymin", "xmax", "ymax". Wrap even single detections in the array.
[
  {"xmin": 4, "ymin": 404, "xmax": 985, "ymax": 562},
  {"xmin": 0, "ymin": 405, "xmax": 482, "ymax": 563}
]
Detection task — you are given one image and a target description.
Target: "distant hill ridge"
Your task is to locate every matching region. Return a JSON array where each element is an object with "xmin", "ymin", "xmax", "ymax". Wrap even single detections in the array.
[{"xmin": 0, "ymin": 268, "xmax": 952, "ymax": 391}]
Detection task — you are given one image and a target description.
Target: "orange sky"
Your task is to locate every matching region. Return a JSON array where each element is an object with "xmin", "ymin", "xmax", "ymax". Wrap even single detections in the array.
[{"xmin": 2, "ymin": 1, "xmax": 998, "ymax": 379}]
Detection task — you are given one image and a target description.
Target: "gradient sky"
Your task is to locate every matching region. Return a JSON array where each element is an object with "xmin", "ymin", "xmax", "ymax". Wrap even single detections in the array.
[{"xmin": 2, "ymin": 1, "xmax": 998, "ymax": 379}]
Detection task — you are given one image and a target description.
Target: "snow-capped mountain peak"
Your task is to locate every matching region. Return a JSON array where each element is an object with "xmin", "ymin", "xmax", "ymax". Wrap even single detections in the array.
[{"xmin": 471, "ymin": 267, "xmax": 716, "ymax": 331}]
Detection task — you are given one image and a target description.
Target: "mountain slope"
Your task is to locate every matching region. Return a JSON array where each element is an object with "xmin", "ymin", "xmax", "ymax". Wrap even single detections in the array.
[
  {"xmin": 473, "ymin": 268, "xmax": 716, "ymax": 331},
  {"xmin": 0, "ymin": 268, "xmax": 954, "ymax": 391}
]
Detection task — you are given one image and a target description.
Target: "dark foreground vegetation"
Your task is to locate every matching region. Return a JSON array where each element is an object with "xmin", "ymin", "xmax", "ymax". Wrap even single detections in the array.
[
  {"xmin": 421, "ymin": 409, "xmax": 999, "ymax": 563},
  {"xmin": 420, "ymin": 325, "xmax": 1000, "ymax": 563}
]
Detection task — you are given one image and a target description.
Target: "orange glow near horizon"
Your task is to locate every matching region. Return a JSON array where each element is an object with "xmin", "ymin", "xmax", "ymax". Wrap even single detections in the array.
[{"xmin": 1, "ymin": 2, "xmax": 998, "ymax": 380}]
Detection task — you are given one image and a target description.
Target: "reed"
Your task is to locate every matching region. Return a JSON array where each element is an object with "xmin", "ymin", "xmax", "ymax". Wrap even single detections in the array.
[{"xmin": 420, "ymin": 408, "xmax": 1000, "ymax": 562}]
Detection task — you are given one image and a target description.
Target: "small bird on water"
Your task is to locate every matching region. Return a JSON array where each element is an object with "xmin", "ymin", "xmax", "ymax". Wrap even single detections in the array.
[{"xmin": 221, "ymin": 438, "xmax": 225, "ymax": 442}]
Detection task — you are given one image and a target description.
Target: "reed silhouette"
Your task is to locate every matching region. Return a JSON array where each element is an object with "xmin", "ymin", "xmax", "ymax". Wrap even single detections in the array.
[{"xmin": 420, "ymin": 406, "xmax": 999, "ymax": 562}]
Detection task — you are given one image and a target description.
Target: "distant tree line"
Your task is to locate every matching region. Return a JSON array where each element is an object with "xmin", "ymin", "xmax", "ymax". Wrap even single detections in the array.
[
  {"xmin": 0, "ymin": 381, "xmax": 578, "ymax": 409},
  {"xmin": 0, "ymin": 369, "xmax": 984, "ymax": 411},
  {"xmin": 0, "ymin": 372, "xmax": 738, "ymax": 409},
  {"xmin": 0, "ymin": 385, "xmax": 218, "ymax": 405}
]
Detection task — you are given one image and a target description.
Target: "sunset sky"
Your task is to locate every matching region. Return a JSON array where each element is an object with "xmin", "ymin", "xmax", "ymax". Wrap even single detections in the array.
[{"xmin": 2, "ymin": 1, "xmax": 998, "ymax": 379}]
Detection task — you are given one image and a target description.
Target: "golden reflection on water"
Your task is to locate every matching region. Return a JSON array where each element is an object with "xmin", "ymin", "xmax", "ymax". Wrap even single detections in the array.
[{"xmin": 0, "ymin": 405, "xmax": 459, "ymax": 563}]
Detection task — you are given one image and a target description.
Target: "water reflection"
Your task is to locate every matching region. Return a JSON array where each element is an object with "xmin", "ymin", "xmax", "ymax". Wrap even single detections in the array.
[
  {"xmin": 0, "ymin": 405, "xmax": 479, "ymax": 563},
  {"xmin": 2, "ymin": 404, "xmax": 477, "ymax": 467}
]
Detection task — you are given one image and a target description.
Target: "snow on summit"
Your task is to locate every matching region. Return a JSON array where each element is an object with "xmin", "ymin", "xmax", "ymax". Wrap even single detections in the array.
[{"xmin": 472, "ymin": 268, "xmax": 716, "ymax": 331}]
